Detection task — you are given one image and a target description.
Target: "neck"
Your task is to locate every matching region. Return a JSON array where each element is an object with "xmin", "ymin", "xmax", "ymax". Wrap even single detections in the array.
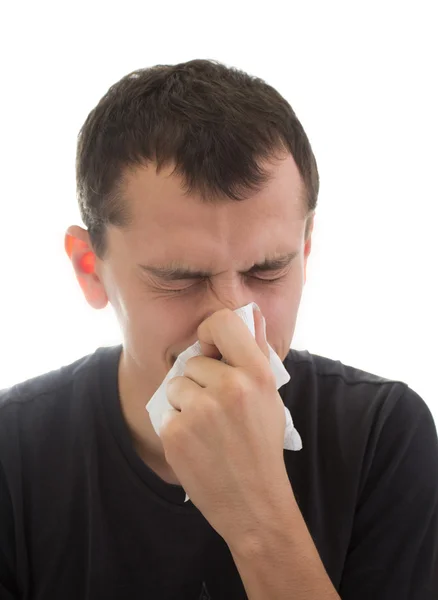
[{"xmin": 117, "ymin": 347, "xmax": 170, "ymax": 466}]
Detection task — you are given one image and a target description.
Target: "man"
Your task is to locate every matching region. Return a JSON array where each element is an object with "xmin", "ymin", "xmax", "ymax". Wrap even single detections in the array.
[{"xmin": 0, "ymin": 59, "xmax": 437, "ymax": 600}]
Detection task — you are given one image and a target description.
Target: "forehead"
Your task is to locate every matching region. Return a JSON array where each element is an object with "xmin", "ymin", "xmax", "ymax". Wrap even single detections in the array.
[{"xmin": 114, "ymin": 154, "xmax": 307, "ymax": 263}]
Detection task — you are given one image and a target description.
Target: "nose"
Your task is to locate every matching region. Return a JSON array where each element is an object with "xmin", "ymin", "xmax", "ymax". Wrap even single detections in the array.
[
  {"xmin": 203, "ymin": 295, "xmax": 256, "ymax": 321},
  {"xmin": 202, "ymin": 304, "xmax": 244, "ymax": 322}
]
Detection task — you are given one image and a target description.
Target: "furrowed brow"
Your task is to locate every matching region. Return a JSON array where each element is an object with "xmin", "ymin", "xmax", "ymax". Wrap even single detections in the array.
[{"xmin": 139, "ymin": 251, "xmax": 298, "ymax": 281}]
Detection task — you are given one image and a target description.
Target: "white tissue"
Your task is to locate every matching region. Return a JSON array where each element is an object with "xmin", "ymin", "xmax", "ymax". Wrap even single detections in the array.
[{"xmin": 146, "ymin": 301, "xmax": 302, "ymax": 502}]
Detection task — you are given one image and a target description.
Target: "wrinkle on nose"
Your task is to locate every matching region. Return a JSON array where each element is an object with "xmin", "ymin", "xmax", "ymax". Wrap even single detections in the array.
[
  {"xmin": 194, "ymin": 276, "xmax": 256, "ymax": 324},
  {"xmin": 207, "ymin": 278, "xmax": 250, "ymax": 309}
]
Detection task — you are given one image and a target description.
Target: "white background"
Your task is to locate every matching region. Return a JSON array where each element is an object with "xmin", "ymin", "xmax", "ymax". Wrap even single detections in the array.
[{"xmin": 1, "ymin": 1, "xmax": 437, "ymax": 421}]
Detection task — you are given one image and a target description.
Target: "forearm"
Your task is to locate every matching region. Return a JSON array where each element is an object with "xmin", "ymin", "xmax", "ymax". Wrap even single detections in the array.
[{"xmin": 227, "ymin": 487, "xmax": 340, "ymax": 600}]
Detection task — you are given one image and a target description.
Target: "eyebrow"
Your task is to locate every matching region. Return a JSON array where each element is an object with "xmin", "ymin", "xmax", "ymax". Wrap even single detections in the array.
[{"xmin": 139, "ymin": 251, "xmax": 299, "ymax": 281}]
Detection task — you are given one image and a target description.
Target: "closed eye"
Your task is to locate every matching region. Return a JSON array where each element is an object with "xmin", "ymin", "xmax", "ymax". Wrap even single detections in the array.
[{"xmin": 162, "ymin": 272, "xmax": 287, "ymax": 293}]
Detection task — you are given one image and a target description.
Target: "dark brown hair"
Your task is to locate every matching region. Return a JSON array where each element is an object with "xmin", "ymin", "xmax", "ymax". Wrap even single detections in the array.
[{"xmin": 76, "ymin": 59, "xmax": 319, "ymax": 259}]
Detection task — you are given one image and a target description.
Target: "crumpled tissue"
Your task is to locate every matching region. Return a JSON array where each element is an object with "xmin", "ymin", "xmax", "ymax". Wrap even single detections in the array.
[{"xmin": 146, "ymin": 301, "xmax": 302, "ymax": 502}]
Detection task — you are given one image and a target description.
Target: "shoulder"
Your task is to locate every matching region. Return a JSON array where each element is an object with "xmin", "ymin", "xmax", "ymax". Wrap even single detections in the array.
[
  {"xmin": 0, "ymin": 349, "xmax": 94, "ymax": 409},
  {"xmin": 0, "ymin": 346, "xmax": 116, "ymax": 447},
  {"xmin": 282, "ymin": 347, "xmax": 432, "ymax": 418},
  {"xmin": 284, "ymin": 347, "xmax": 408, "ymax": 389},
  {"xmin": 282, "ymin": 348, "xmax": 437, "ymax": 467}
]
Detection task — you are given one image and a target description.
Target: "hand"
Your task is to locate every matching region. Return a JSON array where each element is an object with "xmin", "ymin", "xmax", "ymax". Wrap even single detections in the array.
[{"xmin": 160, "ymin": 306, "xmax": 291, "ymax": 545}]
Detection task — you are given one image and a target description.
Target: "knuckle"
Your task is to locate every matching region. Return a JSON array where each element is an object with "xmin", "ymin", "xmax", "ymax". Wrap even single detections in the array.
[
  {"xmin": 256, "ymin": 369, "xmax": 276, "ymax": 389},
  {"xmin": 220, "ymin": 374, "xmax": 251, "ymax": 405}
]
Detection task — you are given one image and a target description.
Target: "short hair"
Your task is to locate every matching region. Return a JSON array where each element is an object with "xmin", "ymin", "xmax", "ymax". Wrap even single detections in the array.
[{"xmin": 76, "ymin": 59, "xmax": 319, "ymax": 259}]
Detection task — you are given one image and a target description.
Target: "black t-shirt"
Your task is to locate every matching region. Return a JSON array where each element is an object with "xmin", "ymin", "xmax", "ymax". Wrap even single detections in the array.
[{"xmin": 0, "ymin": 345, "xmax": 437, "ymax": 600}]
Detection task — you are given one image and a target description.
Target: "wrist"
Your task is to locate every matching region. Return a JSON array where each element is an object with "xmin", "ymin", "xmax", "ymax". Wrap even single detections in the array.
[{"xmin": 227, "ymin": 483, "xmax": 298, "ymax": 559}]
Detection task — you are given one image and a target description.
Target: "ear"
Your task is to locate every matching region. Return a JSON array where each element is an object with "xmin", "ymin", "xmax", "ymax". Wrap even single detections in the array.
[
  {"xmin": 65, "ymin": 225, "xmax": 108, "ymax": 310},
  {"xmin": 303, "ymin": 214, "xmax": 315, "ymax": 285}
]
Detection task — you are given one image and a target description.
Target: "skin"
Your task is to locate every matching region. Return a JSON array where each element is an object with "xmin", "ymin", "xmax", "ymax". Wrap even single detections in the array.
[{"xmin": 65, "ymin": 152, "xmax": 314, "ymax": 485}]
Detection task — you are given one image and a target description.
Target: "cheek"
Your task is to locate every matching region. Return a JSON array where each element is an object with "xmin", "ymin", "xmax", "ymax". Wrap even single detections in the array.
[
  {"xmin": 262, "ymin": 284, "xmax": 302, "ymax": 353},
  {"xmin": 114, "ymin": 268, "xmax": 302, "ymax": 362},
  {"xmin": 127, "ymin": 298, "xmax": 192, "ymax": 360}
]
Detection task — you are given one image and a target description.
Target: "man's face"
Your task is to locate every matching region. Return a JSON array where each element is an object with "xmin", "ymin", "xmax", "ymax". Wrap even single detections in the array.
[{"xmin": 95, "ymin": 153, "xmax": 313, "ymax": 395}]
